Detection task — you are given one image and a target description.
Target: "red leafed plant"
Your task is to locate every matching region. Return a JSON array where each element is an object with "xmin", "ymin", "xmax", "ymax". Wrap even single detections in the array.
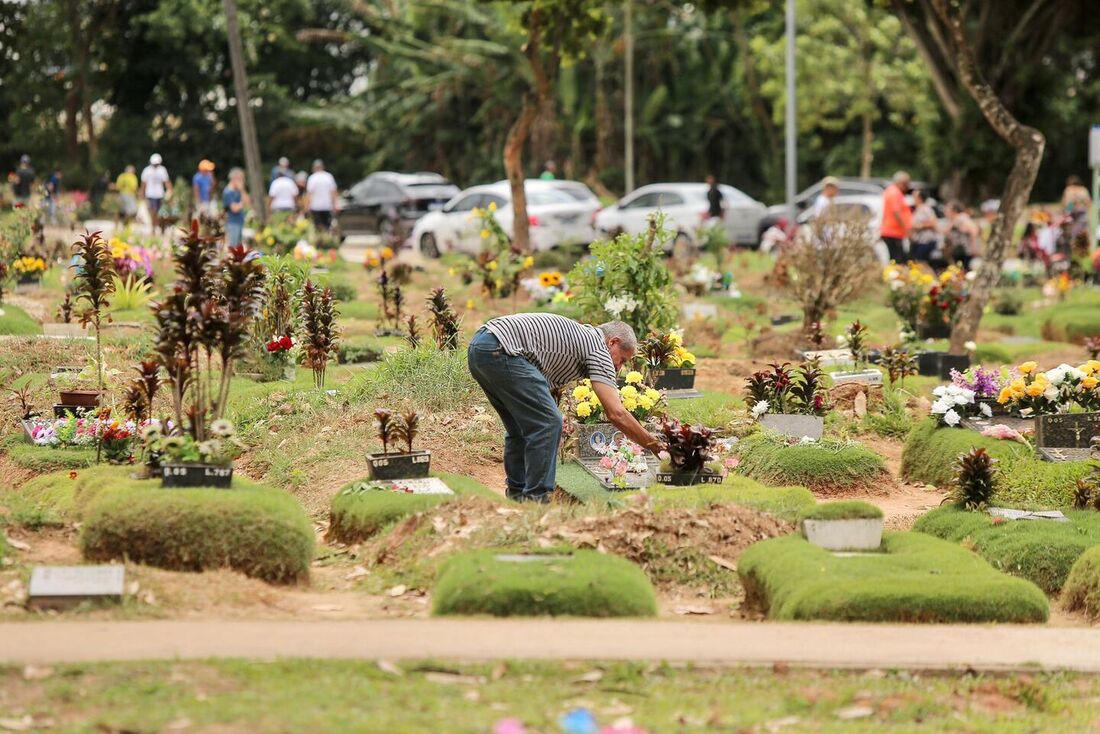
[
  {"xmin": 299, "ymin": 279, "xmax": 340, "ymax": 389},
  {"xmin": 657, "ymin": 417, "xmax": 717, "ymax": 473}
]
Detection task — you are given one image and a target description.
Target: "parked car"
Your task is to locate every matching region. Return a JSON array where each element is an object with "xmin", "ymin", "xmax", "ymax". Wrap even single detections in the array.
[
  {"xmin": 338, "ymin": 172, "xmax": 459, "ymax": 241},
  {"xmin": 593, "ymin": 182, "xmax": 765, "ymax": 249},
  {"xmin": 411, "ymin": 179, "xmax": 600, "ymax": 257}
]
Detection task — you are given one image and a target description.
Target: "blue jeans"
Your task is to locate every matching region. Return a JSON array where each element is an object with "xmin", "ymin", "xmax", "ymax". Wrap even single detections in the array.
[
  {"xmin": 227, "ymin": 220, "xmax": 244, "ymax": 246},
  {"xmin": 467, "ymin": 329, "xmax": 561, "ymax": 501}
]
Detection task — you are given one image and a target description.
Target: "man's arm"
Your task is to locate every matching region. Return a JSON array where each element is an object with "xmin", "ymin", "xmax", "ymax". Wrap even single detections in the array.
[{"xmin": 591, "ymin": 381, "xmax": 663, "ymax": 453}]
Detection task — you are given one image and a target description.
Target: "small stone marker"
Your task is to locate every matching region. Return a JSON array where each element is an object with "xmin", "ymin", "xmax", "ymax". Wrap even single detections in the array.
[
  {"xmin": 759, "ymin": 413, "xmax": 824, "ymax": 440},
  {"xmin": 799, "ymin": 348, "xmax": 852, "ymax": 367},
  {"xmin": 987, "ymin": 508, "xmax": 1069, "ymax": 523},
  {"xmin": 28, "ymin": 565, "xmax": 125, "ymax": 610},
  {"xmin": 370, "ymin": 477, "xmax": 454, "ymax": 495}
]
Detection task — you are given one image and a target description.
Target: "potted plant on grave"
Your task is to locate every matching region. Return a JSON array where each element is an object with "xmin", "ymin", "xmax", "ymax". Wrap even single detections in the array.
[
  {"xmin": 69, "ymin": 231, "xmax": 117, "ymax": 434},
  {"xmin": 830, "ymin": 321, "xmax": 882, "ymax": 385},
  {"xmin": 366, "ymin": 409, "xmax": 432, "ymax": 480},
  {"xmin": 12, "ymin": 255, "xmax": 46, "ymax": 285},
  {"xmin": 801, "ymin": 501, "xmax": 884, "ymax": 551},
  {"xmin": 638, "ymin": 330, "xmax": 697, "ymax": 391},
  {"xmin": 148, "ymin": 222, "xmax": 265, "ymax": 488},
  {"xmin": 299, "ymin": 279, "xmax": 340, "ymax": 389},
  {"xmin": 654, "ymin": 418, "xmax": 725, "ymax": 486},
  {"xmin": 100, "ymin": 420, "xmax": 135, "ymax": 465},
  {"xmin": 567, "ymin": 375, "xmax": 665, "ymax": 459},
  {"xmin": 55, "ymin": 361, "xmax": 118, "ymax": 412},
  {"xmin": 745, "ymin": 360, "xmax": 829, "ymax": 440},
  {"xmin": 10, "ymin": 383, "xmax": 42, "ymax": 441}
]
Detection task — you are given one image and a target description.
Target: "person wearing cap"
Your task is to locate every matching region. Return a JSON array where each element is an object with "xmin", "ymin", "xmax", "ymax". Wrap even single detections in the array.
[
  {"xmin": 192, "ymin": 160, "xmax": 217, "ymax": 218},
  {"xmin": 115, "ymin": 165, "xmax": 139, "ymax": 224},
  {"xmin": 271, "ymin": 156, "xmax": 292, "ymax": 185},
  {"xmin": 11, "ymin": 155, "xmax": 35, "ymax": 207},
  {"xmin": 811, "ymin": 176, "xmax": 839, "ymax": 219},
  {"xmin": 305, "ymin": 159, "xmax": 338, "ymax": 230},
  {"xmin": 140, "ymin": 154, "xmax": 172, "ymax": 232}
]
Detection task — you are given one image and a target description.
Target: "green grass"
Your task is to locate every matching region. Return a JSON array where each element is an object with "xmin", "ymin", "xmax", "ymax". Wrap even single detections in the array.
[
  {"xmin": 1, "ymin": 434, "xmax": 98, "ymax": 476},
  {"xmin": 16, "ymin": 466, "xmax": 315, "ymax": 583},
  {"xmin": 801, "ymin": 500, "xmax": 883, "ymax": 521},
  {"xmin": 737, "ymin": 433, "xmax": 887, "ymax": 492},
  {"xmin": 739, "ymin": 531, "xmax": 1049, "ymax": 622},
  {"xmin": 996, "ymin": 455, "xmax": 1091, "ymax": 508},
  {"xmin": 348, "ymin": 346, "xmax": 481, "ymax": 412},
  {"xmin": 1063, "ymin": 545, "xmax": 1100, "ymax": 620},
  {"xmin": 327, "ymin": 472, "xmax": 499, "ymax": 543},
  {"xmin": 432, "ymin": 548, "xmax": 658, "ymax": 617},
  {"xmin": 3, "ymin": 660, "xmax": 1096, "ymax": 733},
  {"xmin": 663, "ymin": 391, "xmax": 743, "ymax": 427},
  {"xmin": 0, "ymin": 303, "xmax": 42, "ymax": 335},
  {"xmin": 337, "ymin": 299, "xmax": 380, "ymax": 321},
  {"xmin": 913, "ymin": 505, "xmax": 1100, "ymax": 594},
  {"xmin": 648, "ymin": 477, "xmax": 815, "ymax": 521},
  {"xmin": 1040, "ymin": 299, "xmax": 1100, "ymax": 344}
]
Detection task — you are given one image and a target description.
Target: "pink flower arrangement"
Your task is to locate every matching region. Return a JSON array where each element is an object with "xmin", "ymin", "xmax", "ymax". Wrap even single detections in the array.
[{"xmin": 980, "ymin": 424, "xmax": 1028, "ymax": 443}]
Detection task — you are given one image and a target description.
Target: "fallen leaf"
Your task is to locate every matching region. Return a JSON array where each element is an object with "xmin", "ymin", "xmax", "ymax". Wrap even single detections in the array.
[
  {"xmin": 835, "ymin": 705, "xmax": 874, "ymax": 720},
  {"xmin": 674, "ymin": 605, "xmax": 714, "ymax": 615},
  {"xmin": 707, "ymin": 555, "xmax": 738, "ymax": 572},
  {"xmin": 376, "ymin": 660, "xmax": 404, "ymax": 676},
  {"xmin": 4, "ymin": 537, "xmax": 30, "ymax": 552},
  {"xmin": 345, "ymin": 566, "xmax": 369, "ymax": 581},
  {"xmin": 386, "ymin": 585, "xmax": 407, "ymax": 597}
]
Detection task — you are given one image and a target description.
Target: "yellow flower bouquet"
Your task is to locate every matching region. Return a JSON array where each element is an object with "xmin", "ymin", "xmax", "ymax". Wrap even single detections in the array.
[
  {"xmin": 568, "ymin": 377, "xmax": 665, "ymax": 425},
  {"xmin": 12, "ymin": 256, "xmax": 47, "ymax": 275}
]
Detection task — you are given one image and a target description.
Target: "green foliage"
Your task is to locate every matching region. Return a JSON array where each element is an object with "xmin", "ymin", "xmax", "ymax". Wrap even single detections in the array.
[
  {"xmin": 568, "ymin": 222, "xmax": 677, "ymax": 337},
  {"xmin": 433, "ymin": 548, "xmax": 657, "ymax": 618},
  {"xmin": 737, "ymin": 433, "xmax": 887, "ymax": 491},
  {"xmin": 952, "ymin": 447, "xmax": 998, "ymax": 510},
  {"xmin": 298, "ymin": 279, "xmax": 340, "ymax": 389},
  {"xmin": 80, "ymin": 479, "xmax": 313, "ymax": 584},
  {"xmin": 648, "ymin": 479, "xmax": 816, "ymax": 521},
  {"xmin": 110, "ymin": 275, "xmax": 152, "ymax": 311},
  {"xmin": 859, "ymin": 383, "xmax": 913, "ymax": 439},
  {"xmin": 739, "ymin": 532, "xmax": 1049, "ymax": 623},
  {"xmin": 0, "ymin": 304, "xmax": 43, "ymax": 335},
  {"xmin": 801, "ymin": 500, "xmax": 883, "ymax": 521},
  {"xmin": 1064, "ymin": 546, "xmax": 1100, "ymax": 620},
  {"xmin": 4, "ymin": 435, "xmax": 97, "ymax": 475},
  {"xmin": 350, "ymin": 346, "xmax": 479, "ymax": 412},
  {"xmin": 900, "ymin": 419, "xmax": 1022, "ymax": 487},
  {"xmin": 914, "ymin": 505, "xmax": 1100, "ymax": 594},
  {"xmin": 1041, "ymin": 304, "xmax": 1100, "ymax": 345}
]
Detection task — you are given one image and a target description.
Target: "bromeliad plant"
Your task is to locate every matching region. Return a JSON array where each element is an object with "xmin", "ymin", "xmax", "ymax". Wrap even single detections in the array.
[
  {"xmin": 952, "ymin": 447, "xmax": 998, "ymax": 511},
  {"xmin": 71, "ymin": 231, "xmax": 117, "ymax": 461},
  {"xmin": 569, "ymin": 376, "xmax": 665, "ymax": 424},
  {"xmin": 745, "ymin": 360, "xmax": 828, "ymax": 418},
  {"xmin": 836, "ymin": 320, "xmax": 870, "ymax": 371},
  {"xmin": 299, "ymin": 279, "xmax": 340, "ymax": 389}
]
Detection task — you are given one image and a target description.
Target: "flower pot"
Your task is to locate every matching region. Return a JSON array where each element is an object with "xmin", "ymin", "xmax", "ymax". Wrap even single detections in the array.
[
  {"xmin": 161, "ymin": 463, "xmax": 234, "ymax": 488},
  {"xmin": 830, "ymin": 369, "xmax": 883, "ymax": 386},
  {"xmin": 758, "ymin": 413, "xmax": 824, "ymax": 440},
  {"xmin": 367, "ymin": 450, "xmax": 432, "ymax": 480},
  {"xmin": 572, "ymin": 422, "xmax": 624, "ymax": 460},
  {"xmin": 649, "ymin": 367, "xmax": 696, "ymax": 391},
  {"xmin": 42, "ymin": 323, "xmax": 88, "ymax": 338},
  {"xmin": 918, "ymin": 321, "xmax": 952, "ymax": 340},
  {"xmin": 58, "ymin": 390, "xmax": 100, "ymax": 408},
  {"xmin": 802, "ymin": 518, "xmax": 883, "ymax": 551},
  {"xmin": 917, "ymin": 351, "xmax": 943, "ymax": 377},
  {"xmin": 938, "ymin": 354, "xmax": 971, "ymax": 380},
  {"xmin": 16, "ymin": 273, "xmax": 41, "ymax": 286},
  {"xmin": 655, "ymin": 467, "xmax": 724, "ymax": 486}
]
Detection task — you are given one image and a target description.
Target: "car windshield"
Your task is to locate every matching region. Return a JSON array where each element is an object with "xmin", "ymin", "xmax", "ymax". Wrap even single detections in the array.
[{"xmin": 527, "ymin": 189, "xmax": 576, "ymax": 206}]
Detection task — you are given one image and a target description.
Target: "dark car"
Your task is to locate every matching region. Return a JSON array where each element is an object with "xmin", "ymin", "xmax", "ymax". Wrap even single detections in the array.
[{"xmin": 338, "ymin": 172, "xmax": 460, "ymax": 243}]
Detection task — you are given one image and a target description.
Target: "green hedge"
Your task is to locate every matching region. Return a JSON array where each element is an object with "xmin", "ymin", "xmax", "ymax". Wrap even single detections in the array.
[
  {"xmin": 1063, "ymin": 546, "xmax": 1100, "ymax": 620},
  {"xmin": 737, "ymin": 433, "xmax": 887, "ymax": 492},
  {"xmin": 433, "ymin": 549, "xmax": 657, "ymax": 618},
  {"xmin": 327, "ymin": 472, "xmax": 499, "ymax": 544},
  {"xmin": 913, "ymin": 506, "xmax": 1100, "ymax": 594},
  {"xmin": 739, "ymin": 532, "xmax": 1048, "ymax": 623},
  {"xmin": 3, "ymin": 435, "xmax": 98, "ymax": 474},
  {"xmin": 80, "ymin": 476, "xmax": 314, "ymax": 584}
]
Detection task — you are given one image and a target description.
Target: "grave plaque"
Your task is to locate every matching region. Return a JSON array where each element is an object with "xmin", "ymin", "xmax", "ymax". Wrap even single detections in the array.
[
  {"xmin": 366, "ymin": 478, "xmax": 455, "ymax": 495},
  {"xmin": 574, "ymin": 455, "xmax": 659, "ymax": 490},
  {"xmin": 988, "ymin": 508, "xmax": 1069, "ymax": 523},
  {"xmin": 28, "ymin": 565, "xmax": 125, "ymax": 610},
  {"xmin": 1035, "ymin": 413, "xmax": 1100, "ymax": 450},
  {"xmin": 798, "ymin": 349, "xmax": 852, "ymax": 368}
]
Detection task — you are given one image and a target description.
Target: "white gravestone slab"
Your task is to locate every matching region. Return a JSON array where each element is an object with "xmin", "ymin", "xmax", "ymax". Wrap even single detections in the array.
[
  {"xmin": 799, "ymin": 349, "xmax": 852, "ymax": 367},
  {"xmin": 987, "ymin": 508, "xmax": 1069, "ymax": 523},
  {"xmin": 28, "ymin": 565, "xmax": 125, "ymax": 609},
  {"xmin": 368, "ymin": 478, "xmax": 454, "ymax": 495}
]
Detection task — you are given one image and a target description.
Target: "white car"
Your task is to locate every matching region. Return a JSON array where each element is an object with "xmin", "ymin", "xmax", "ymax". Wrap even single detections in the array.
[
  {"xmin": 593, "ymin": 182, "xmax": 766, "ymax": 248},
  {"xmin": 411, "ymin": 179, "xmax": 599, "ymax": 257}
]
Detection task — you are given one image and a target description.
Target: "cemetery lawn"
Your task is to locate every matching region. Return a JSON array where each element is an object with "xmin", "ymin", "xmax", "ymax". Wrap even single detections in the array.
[{"xmin": 2, "ymin": 659, "xmax": 1098, "ymax": 732}]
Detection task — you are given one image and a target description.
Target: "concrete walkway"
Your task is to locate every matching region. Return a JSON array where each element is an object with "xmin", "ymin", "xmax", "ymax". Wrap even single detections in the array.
[{"xmin": 2, "ymin": 620, "xmax": 1099, "ymax": 671}]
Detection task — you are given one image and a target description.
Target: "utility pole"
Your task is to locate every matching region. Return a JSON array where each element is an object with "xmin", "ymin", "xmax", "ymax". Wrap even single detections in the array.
[
  {"xmin": 784, "ymin": 0, "xmax": 797, "ymax": 223},
  {"xmin": 223, "ymin": 0, "xmax": 266, "ymax": 225},
  {"xmin": 623, "ymin": 0, "xmax": 635, "ymax": 195}
]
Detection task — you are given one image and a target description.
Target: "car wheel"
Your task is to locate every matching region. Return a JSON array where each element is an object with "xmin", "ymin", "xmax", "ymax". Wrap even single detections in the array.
[{"xmin": 420, "ymin": 232, "xmax": 440, "ymax": 258}]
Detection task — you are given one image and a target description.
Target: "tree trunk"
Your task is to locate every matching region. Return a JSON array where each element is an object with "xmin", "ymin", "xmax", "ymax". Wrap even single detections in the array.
[
  {"xmin": 928, "ymin": 0, "xmax": 1046, "ymax": 356},
  {"xmin": 223, "ymin": 0, "xmax": 267, "ymax": 226},
  {"xmin": 859, "ymin": 108, "xmax": 873, "ymax": 179},
  {"xmin": 504, "ymin": 94, "xmax": 538, "ymax": 253}
]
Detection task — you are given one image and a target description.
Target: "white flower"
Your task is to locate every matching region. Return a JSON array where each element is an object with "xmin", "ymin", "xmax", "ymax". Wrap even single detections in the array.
[
  {"xmin": 798, "ymin": 436, "xmax": 817, "ymax": 444},
  {"xmin": 930, "ymin": 398, "xmax": 950, "ymax": 415},
  {"xmin": 604, "ymin": 293, "xmax": 639, "ymax": 318},
  {"xmin": 889, "ymin": 279, "xmax": 904, "ymax": 291},
  {"xmin": 980, "ymin": 401, "xmax": 993, "ymax": 418},
  {"xmin": 1019, "ymin": 408, "xmax": 1034, "ymax": 417},
  {"xmin": 953, "ymin": 388, "xmax": 975, "ymax": 406},
  {"xmin": 964, "ymin": 341, "xmax": 977, "ymax": 352},
  {"xmin": 1043, "ymin": 386, "xmax": 1060, "ymax": 402},
  {"xmin": 835, "ymin": 335, "xmax": 848, "ymax": 347},
  {"xmin": 751, "ymin": 400, "xmax": 770, "ymax": 419},
  {"xmin": 932, "ymin": 386, "xmax": 948, "ymax": 398},
  {"xmin": 943, "ymin": 409, "xmax": 961, "ymax": 426},
  {"xmin": 965, "ymin": 270, "xmax": 977, "ymax": 281}
]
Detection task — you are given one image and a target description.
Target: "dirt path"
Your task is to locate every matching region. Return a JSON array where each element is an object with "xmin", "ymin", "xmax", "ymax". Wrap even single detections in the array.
[{"xmin": 3, "ymin": 619, "xmax": 1100, "ymax": 672}]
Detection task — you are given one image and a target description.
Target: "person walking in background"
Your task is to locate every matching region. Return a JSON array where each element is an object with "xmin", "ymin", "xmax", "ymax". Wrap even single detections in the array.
[
  {"xmin": 909, "ymin": 188, "xmax": 939, "ymax": 264},
  {"xmin": 810, "ymin": 176, "xmax": 839, "ymax": 219},
  {"xmin": 539, "ymin": 160, "xmax": 558, "ymax": 181},
  {"xmin": 705, "ymin": 174, "xmax": 724, "ymax": 222},
  {"xmin": 191, "ymin": 160, "xmax": 217, "ymax": 217},
  {"xmin": 140, "ymin": 154, "xmax": 172, "ymax": 232},
  {"xmin": 12, "ymin": 155, "xmax": 35, "ymax": 208},
  {"xmin": 305, "ymin": 159, "xmax": 338, "ymax": 231},
  {"xmin": 45, "ymin": 167, "xmax": 62, "ymax": 224},
  {"xmin": 294, "ymin": 170, "xmax": 308, "ymax": 199},
  {"xmin": 944, "ymin": 201, "xmax": 980, "ymax": 270},
  {"xmin": 222, "ymin": 167, "xmax": 249, "ymax": 247},
  {"xmin": 270, "ymin": 156, "xmax": 292, "ymax": 185},
  {"xmin": 115, "ymin": 165, "xmax": 139, "ymax": 224},
  {"xmin": 880, "ymin": 170, "xmax": 912, "ymax": 263},
  {"xmin": 268, "ymin": 171, "xmax": 299, "ymax": 218}
]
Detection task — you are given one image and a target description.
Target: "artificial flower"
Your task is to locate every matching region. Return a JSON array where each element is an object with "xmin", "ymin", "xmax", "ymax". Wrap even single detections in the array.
[{"xmin": 943, "ymin": 409, "xmax": 961, "ymax": 426}]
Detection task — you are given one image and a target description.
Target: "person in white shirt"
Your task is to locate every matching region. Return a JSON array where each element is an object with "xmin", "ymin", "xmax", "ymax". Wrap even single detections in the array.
[
  {"xmin": 305, "ymin": 159, "xmax": 338, "ymax": 230},
  {"xmin": 811, "ymin": 176, "xmax": 839, "ymax": 219},
  {"xmin": 268, "ymin": 173, "xmax": 300, "ymax": 217},
  {"xmin": 140, "ymin": 153, "xmax": 173, "ymax": 232}
]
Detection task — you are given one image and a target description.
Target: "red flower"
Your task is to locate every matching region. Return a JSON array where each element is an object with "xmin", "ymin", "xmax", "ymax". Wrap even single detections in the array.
[
  {"xmin": 279, "ymin": 335, "xmax": 293, "ymax": 350},
  {"xmin": 68, "ymin": 471, "xmax": 78, "ymax": 480},
  {"xmin": 266, "ymin": 340, "xmax": 279, "ymax": 353}
]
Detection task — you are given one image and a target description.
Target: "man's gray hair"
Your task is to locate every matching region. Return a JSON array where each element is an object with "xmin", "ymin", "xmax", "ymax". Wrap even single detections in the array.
[
  {"xmin": 598, "ymin": 321, "xmax": 638, "ymax": 351},
  {"xmin": 228, "ymin": 166, "xmax": 245, "ymax": 180},
  {"xmin": 893, "ymin": 170, "xmax": 910, "ymax": 184}
]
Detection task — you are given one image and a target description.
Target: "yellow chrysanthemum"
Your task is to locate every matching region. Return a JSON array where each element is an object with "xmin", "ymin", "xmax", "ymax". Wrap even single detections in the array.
[
  {"xmin": 381, "ymin": 247, "xmax": 394, "ymax": 260},
  {"xmin": 1083, "ymin": 376, "xmax": 1098, "ymax": 390},
  {"xmin": 1025, "ymin": 383, "xmax": 1045, "ymax": 397},
  {"xmin": 575, "ymin": 402, "xmax": 592, "ymax": 418},
  {"xmin": 623, "ymin": 397, "xmax": 638, "ymax": 411},
  {"xmin": 573, "ymin": 385, "xmax": 591, "ymax": 401},
  {"xmin": 997, "ymin": 388, "xmax": 1011, "ymax": 404},
  {"xmin": 522, "ymin": 256, "xmax": 534, "ymax": 268},
  {"xmin": 488, "ymin": 201, "xmax": 497, "ymax": 212},
  {"xmin": 645, "ymin": 388, "xmax": 661, "ymax": 402},
  {"xmin": 487, "ymin": 260, "xmax": 498, "ymax": 271},
  {"xmin": 480, "ymin": 229, "xmax": 491, "ymax": 240},
  {"xmin": 1019, "ymin": 361, "xmax": 1038, "ymax": 375},
  {"xmin": 638, "ymin": 396, "xmax": 654, "ymax": 411},
  {"xmin": 620, "ymin": 385, "xmax": 639, "ymax": 399},
  {"xmin": 625, "ymin": 371, "xmax": 643, "ymax": 385}
]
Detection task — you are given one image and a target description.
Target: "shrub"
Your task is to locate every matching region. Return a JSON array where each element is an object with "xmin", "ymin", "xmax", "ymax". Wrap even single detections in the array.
[
  {"xmin": 801, "ymin": 500, "xmax": 883, "ymax": 521},
  {"xmin": 1064, "ymin": 546, "xmax": 1100, "ymax": 619},
  {"xmin": 432, "ymin": 549, "xmax": 658, "ymax": 617},
  {"xmin": 1041, "ymin": 303, "xmax": 1100, "ymax": 345},
  {"xmin": 901, "ymin": 419, "xmax": 1022, "ymax": 487},
  {"xmin": 80, "ymin": 478, "xmax": 313, "ymax": 584},
  {"xmin": 327, "ymin": 472, "xmax": 498, "ymax": 543},
  {"xmin": 739, "ymin": 532, "xmax": 1049, "ymax": 622},
  {"xmin": 915, "ymin": 505, "xmax": 1100, "ymax": 594},
  {"xmin": 737, "ymin": 433, "xmax": 887, "ymax": 492}
]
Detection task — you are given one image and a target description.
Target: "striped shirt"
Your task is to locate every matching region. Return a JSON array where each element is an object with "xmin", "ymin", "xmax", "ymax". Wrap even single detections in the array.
[{"xmin": 484, "ymin": 313, "xmax": 618, "ymax": 389}]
